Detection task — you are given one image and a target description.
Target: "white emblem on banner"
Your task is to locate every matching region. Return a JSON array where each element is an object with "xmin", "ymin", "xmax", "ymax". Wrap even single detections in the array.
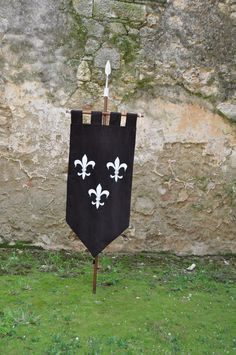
[
  {"xmin": 74, "ymin": 154, "xmax": 95, "ymax": 180},
  {"xmin": 106, "ymin": 157, "xmax": 127, "ymax": 182},
  {"xmin": 88, "ymin": 184, "xmax": 109, "ymax": 209}
]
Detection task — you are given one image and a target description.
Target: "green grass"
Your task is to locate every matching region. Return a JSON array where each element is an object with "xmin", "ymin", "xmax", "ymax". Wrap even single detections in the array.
[{"xmin": 0, "ymin": 249, "xmax": 235, "ymax": 354}]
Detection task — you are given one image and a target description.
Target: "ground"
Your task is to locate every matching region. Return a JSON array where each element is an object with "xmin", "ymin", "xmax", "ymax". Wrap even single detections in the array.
[{"xmin": 0, "ymin": 248, "xmax": 235, "ymax": 354}]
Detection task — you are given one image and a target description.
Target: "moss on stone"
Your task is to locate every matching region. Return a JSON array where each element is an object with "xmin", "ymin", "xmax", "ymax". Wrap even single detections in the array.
[
  {"xmin": 136, "ymin": 77, "xmax": 155, "ymax": 90},
  {"xmin": 194, "ymin": 91, "xmax": 218, "ymax": 104},
  {"xmin": 121, "ymin": 77, "xmax": 156, "ymax": 102},
  {"xmin": 0, "ymin": 56, "xmax": 5, "ymax": 69},
  {"xmin": 93, "ymin": 0, "xmax": 146, "ymax": 23},
  {"xmin": 222, "ymin": 183, "xmax": 236, "ymax": 207},
  {"xmin": 10, "ymin": 42, "xmax": 32, "ymax": 54},
  {"xmin": 70, "ymin": 14, "xmax": 87, "ymax": 51},
  {"xmin": 110, "ymin": 33, "xmax": 140, "ymax": 64},
  {"xmin": 61, "ymin": 0, "xmax": 88, "ymax": 59},
  {"xmin": 191, "ymin": 203, "xmax": 205, "ymax": 211}
]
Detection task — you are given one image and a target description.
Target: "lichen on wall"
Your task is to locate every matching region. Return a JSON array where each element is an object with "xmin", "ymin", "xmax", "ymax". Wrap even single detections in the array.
[{"xmin": 0, "ymin": 0, "xmax": 236, "ymax": 255}]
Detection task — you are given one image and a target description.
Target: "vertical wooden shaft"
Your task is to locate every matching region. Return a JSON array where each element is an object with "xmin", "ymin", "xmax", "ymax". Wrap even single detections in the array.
[
  {"xmin": 93, "ymin": 255, "xmax": 99, "ymax": 294},
  {"xmin": 103, "ymin": 96, "xmax": 108, "ymax": 125},
  {"xmin": 92, "ymin": 74, "xmax": 109, "ymax": 293}
]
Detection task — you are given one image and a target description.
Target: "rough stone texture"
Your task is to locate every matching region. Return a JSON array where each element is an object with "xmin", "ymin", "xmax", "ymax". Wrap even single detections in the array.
[
  {"xmin": 95, "ymin": 47, "xmax": 121, "ymax": 69},
  {"xmin": 0, "ymin": 0, "xmax": 236, "ymax": 255},
  {"xmin": 108, "ymin": 22, "xmax": 127, "ymax": 34},
  {"xmin": 217, "ymin": 103, "xmax": 236, "ymax": 121},
  {"xmin": 93, "ymin": 0, "xmax": 147, "ymax": 21},
  {"xmin": 229, "ymin": 148, "xmax": 236, "ymax": 168},
  {"xmin": 76, "ymin": 60, "xmax": 91, "ymax": 82},
  {"xmin": 85, "ymin": 38, "xmax": 100, "ymax": 54},
  {"xmin": 73, "ymin": 0, "xmax": 93, "ymax": 17}
]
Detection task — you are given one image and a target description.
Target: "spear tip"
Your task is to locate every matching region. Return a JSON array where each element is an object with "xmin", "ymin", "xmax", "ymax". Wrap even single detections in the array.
[{"xmin": 105, "ymin": 60, "xmax": 111, "ymax": 76}]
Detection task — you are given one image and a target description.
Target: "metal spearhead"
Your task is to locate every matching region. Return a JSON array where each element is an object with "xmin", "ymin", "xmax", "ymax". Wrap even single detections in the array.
[{"xmin": 104, "ymin": 60, "xmax": 111, "ymax": 98}]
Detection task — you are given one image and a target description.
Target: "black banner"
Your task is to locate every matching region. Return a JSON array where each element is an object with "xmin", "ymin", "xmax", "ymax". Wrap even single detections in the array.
[{"xmin": 66, "ymin": 110, "xmax": 137, "ymax": 257}]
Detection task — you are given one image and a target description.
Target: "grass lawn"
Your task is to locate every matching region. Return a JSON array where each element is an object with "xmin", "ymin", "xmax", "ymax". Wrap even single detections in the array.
[{"xmin": 0, "ymin": 248, "xmax": 235, "ymax": 354}]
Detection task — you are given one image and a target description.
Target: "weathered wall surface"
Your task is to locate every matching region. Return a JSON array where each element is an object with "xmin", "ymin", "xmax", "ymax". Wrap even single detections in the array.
[{"xmin": 0, "ymin": 0, "xmax": 236, "ymax": 255}]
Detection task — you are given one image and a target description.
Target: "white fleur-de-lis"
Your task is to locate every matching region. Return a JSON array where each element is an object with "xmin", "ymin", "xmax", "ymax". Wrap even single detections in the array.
[
  {"xmin": 74, "ymin": 154, "xmax": 95, "ymax": 180},
  {"xmin": 88, "ymin": 184, "xmax": 109, "ymax": 209},
  {"xmin": 106, "ymin": 157, "xmax": 127, "ymax": 182}
]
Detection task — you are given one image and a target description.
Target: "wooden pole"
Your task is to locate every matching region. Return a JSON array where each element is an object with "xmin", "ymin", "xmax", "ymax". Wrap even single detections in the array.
[
  {"xmin": 103, "ymin": 97, "xmax": 108, "ymax": 124},
  {"xmin": 93, "ymin": 255, "xmax": 99, "ymax": 294},
  {"xmin": 92, "ymin": 61, "xmax": 110, "ymax": 294}
]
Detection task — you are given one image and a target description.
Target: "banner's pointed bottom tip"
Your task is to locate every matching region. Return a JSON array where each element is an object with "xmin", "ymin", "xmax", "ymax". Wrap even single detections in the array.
[{"xmin": 66, "ymin": 220, "xmax": 129, "ymax": 257}]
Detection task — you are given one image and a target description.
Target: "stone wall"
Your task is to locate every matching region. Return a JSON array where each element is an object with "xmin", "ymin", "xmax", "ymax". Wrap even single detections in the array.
[{"xmin": 0, "ymin": 0, "xmax": 236, "ymax": 255}]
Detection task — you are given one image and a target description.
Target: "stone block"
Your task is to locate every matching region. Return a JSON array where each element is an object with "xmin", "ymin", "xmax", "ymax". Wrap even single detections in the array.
[
  {"xmin": 230, "ymin": 12, "xmax": 236, "ymax": 25},
  {"xmin": 0, "ymin": 17, "xmax": 9, "ymax": 35},
  {"xmin": 94, "ymin": 47, "xmax": 120, "ymax": 69},
  {"xmin": 73, "ymin": 0, "xmax": 93, "ymax": 17},
  {"xmin": 229, "ymin": 149, "xmax": 236, "ymax": 169},
  {"xmin": 108, "ymin": 22, "xmax": 127, "ymax": 34},
  {"xmin": 93, "ymin": 0, "xmax": 146, "ymax": 21},
  {"xmin": 217, "ymin": 102, "xmax": 236, "ymax": 121},
  {"xmin": 76, "ymin": 60, "xmax": 91, "ymax": 82},
  {"xmin": 135, "ymin": 196, "xmax": 155, "ymax": 215},
  {"xmin": 85, "ymin": 38, "xmax": 100, "ymax": 54},
  {"xmin": 172, "ymin": 0, "xmax": 188, "ymax": 10},
  {"xmin": 82, "ymin": 19, "xmax": 104, "ymax": 38}
]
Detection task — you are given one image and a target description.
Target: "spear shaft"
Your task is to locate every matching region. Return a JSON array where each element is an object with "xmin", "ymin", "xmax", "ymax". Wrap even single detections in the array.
[
  {"xmin": 103, "ymin": 60, "xmax": 110, "ymax": 125},
  {"xmin": 93, "ymin": 255, "xmax": 99, "ymax": 294},
  {"xmin": 93, "ymin": 60, "xmax": 111, "ymax": 294}
]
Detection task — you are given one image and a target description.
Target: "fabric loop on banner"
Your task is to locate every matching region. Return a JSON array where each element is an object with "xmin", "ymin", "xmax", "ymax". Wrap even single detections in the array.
[
  {"xmin": 71, "ymin": 110, "xmax": 82, "ymax": 125},
  {"xmin": 110, "ymin": 112, "xmax": 121, "ymax": 126},
  {"xmin": 126, "ymin": 113, "xmax": 137, "ymax": 128},
  {"xmin": 91, "ymin": 111, "xmax": 102, "ymax": 125}
]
